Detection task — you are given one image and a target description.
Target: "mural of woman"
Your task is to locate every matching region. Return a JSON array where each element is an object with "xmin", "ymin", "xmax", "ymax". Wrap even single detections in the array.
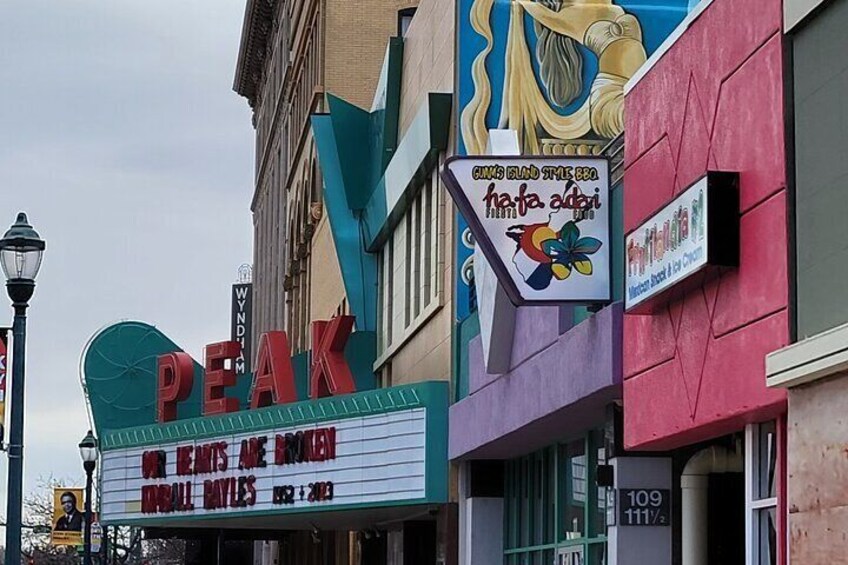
[
  {"xmin": 462, "ymin": 0, "xmax": 648, "ymax": 155},
  {"xmin": 454, "ymin": 0, "xmax": 689, "ymax": 321}
]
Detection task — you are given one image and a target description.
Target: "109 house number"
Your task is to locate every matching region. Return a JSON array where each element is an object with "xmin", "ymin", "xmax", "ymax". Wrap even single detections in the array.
[{"xmin": 618, "ymin": 489, "xmax": 670, "ymax": 527}]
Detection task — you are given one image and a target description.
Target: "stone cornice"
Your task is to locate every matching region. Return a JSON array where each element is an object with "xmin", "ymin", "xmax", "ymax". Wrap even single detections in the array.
[
  {"xmin": 766, "ymin": 322, "xmax": 848, "ymax": 389},
  {"xmin": 233, "ymin": 0, "xmax": 278, "ymax": 107}
]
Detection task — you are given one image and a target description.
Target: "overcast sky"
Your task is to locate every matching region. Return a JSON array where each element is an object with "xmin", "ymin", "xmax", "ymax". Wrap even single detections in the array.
[{"xmin": 0, "ymin": 0, "xmax": 254, "ymax": 521}]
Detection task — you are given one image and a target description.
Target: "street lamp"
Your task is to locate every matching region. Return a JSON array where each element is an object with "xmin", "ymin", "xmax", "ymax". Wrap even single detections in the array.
[
  {"xmin": 1, "ymin": 212, "xmax": 45, "ymax": 565},
  {"xmin": 79, "ymin": 430, "xmax": 98, "ymax": 565}
]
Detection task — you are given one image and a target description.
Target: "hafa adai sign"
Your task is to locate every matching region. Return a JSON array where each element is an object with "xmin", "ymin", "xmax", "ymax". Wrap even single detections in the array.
[
  {"xmin": 441, "ymin": 156, "xmax": 611, "ymax": 305},
  {"xmin": 625, "ymin": 172, "xmax": 740, "ymax": 313}
]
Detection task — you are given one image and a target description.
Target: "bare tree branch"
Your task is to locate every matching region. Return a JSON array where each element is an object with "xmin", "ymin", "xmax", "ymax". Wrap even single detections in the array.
[{"xmin": 4, "ymin": 477, "xmax": 186, "ymax": 564}]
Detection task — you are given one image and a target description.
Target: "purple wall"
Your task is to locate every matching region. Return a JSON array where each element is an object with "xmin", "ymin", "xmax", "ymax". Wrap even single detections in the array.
[{"xmin": 450, "ymin": 304, "xmax": 622, "ymax": 460}]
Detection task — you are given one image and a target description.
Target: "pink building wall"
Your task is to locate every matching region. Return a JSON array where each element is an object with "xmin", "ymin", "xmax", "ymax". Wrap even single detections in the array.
[{"xmin": 622, "ymin": 0, "xmax": 788, "ymax": 450}]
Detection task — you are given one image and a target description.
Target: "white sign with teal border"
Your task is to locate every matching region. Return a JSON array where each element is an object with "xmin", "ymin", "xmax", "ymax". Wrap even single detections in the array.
[
  {"xmin": 101, "ymin": 408, "xmax": 427, "ymax": 522},
  {"xmin": 95, "ymin": 381, "xmax": 449, "ymax": 527}
]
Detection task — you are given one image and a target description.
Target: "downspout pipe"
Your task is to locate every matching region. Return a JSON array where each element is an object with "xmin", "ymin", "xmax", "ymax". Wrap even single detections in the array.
[{"xmin": 681, "ymin": 444, "xmax": 743, "ymax": 565}]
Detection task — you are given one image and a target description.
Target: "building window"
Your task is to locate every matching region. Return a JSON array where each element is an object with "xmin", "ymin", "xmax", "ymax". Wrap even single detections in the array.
[
  {"xmin": 404, "ymin": 205, "xmax": 413, "ymax": 327},
  {"xmin": 398, "ymin": 8, "xmax": 416, "ymax": 37},
  {"xmin": 376, "ymin": 169, "xmax": 444, "ymax": 357},
  {"xmin": 505, "ymin": 430, "xmax": 608, "ymax": 565},
  {"xmin": 377, "ymin": 234, "xmax": 394, "ymax": 352},
  {"xmin": 745, "ymin": 421, "xmax": 779, "ymax": 565}
]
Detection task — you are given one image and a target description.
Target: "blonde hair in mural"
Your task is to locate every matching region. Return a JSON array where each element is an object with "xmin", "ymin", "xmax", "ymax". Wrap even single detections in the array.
[
  {"xmin": 460, "ymin": 0, "xmax": 495, "ymax": 155},
  {"xmin": 462, "ymin": 0, "xmax": 649, "ymax": 155}
]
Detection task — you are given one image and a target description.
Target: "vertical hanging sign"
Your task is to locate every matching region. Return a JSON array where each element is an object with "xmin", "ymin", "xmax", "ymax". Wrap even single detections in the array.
[
  {"xmin": 0, "ymin": 329, "xmax": 7, "ymax": 447},
  {"xmin": 231, "ymin": 283, "xmax": 253, "ymax": 374}
]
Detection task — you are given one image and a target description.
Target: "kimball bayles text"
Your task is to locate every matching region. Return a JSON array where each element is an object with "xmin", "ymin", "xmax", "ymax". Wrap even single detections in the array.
[{"xmin": 139, "ymin": 426, "xmax": 337, "ymax": 514}]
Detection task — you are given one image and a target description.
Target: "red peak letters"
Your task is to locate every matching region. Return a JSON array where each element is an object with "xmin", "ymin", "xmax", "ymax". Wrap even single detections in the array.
[
  {"xmin": 310, "ymin": 316, "xmax": 356, "ymax": 400},
  {"xmin": 157, "ymin": 352, "xmax": 194, "ymax": 423},
  {"xmin": 155, "ymin": 316, "xmax": 356, "ymax": 423},
  {"xmin": 251, "ymin": 331, "xmax": 296, "ymax": 409}
]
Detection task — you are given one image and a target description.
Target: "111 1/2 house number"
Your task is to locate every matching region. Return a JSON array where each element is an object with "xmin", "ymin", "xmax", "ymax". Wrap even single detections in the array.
[{"xmin": 618, "ymin": 489, "xmax": 670, "ymax": 527}]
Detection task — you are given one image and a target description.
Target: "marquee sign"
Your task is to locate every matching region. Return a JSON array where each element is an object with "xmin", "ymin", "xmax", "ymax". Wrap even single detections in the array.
[
  {"xmin": 83, "ymin": 319, "xmax": 448, "ymax": 526},
  {"xmin": 441, "ymin": 156, "xmax": 611, "ymax": 305},
  {"xmin": 100, "ymin": 406, "xmax": 430, "ymax": 523},
  {"xmin": 625, "ymin": 172, "xmax": 739, "ymax": 313}
]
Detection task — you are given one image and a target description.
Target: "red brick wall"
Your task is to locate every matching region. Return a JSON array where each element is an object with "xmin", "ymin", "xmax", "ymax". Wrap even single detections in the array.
[{"xmin": 622, "ymin": 0, "xmax": 788, "ymax": 450}]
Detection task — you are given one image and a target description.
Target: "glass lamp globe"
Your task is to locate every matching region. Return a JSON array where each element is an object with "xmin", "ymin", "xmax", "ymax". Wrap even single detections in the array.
[
  {"xmin": 0, "ymin": 212, "xmax": 45, "ymax": 282},
  {"xmin": 79, "ymin": 430, "xmax": 98, "ymax": 464}
]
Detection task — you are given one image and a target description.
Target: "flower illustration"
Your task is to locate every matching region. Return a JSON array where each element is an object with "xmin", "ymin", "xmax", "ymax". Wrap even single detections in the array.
[{"xmin": 508, "ymin": 220, "xmax": 602, "ymax": 290}]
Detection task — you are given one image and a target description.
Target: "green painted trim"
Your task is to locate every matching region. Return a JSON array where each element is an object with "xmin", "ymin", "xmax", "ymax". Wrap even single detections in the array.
[
  {"xmin": 326, "ymin": 95, "xmax": 373, "ymax": 210},
  {"xmin": 101, "ymin": 499, "xmax": 439, "ymax": 528},
  {"xmin": 309, "ymin": 37, "xmax": 404, "ymax": 331},
  {"xmin": 611, "ymin": 179, "xmax": 624, "ymax": 302},
  {"xmin": 380, "ymin": 37, "xmax": 404, "ymax": 172},
  {"xmin": 428, "ymin": 91, "xmax": 452, "ymax": 149},
  {"xmin": 503, "ymin": 538, "xmax": 607, "ymax": 555},
  {"xmin": 100, "ymin": 381, "xmax": 449, "ymax": 451},
  {"xmin": 504, "ymin": 432, "xmax": 609, "ymax": 557},
  {"xmin": 503, "ymin": 543, "xmax": 558, "ymax": 554},
  {"xmin": 452, "ymin": 310, "xmax": 480, "ymax": 402},
  {"xmin": 425, "ymin": 380, "xmax": 450, "ymax": 502},
  {"xmin": 363, "ymin": 92, "xmax": 453, "ymax": 252},
  {"xmin": 315, "ymin": 38, "xmax": 402, "ymax": 213},
  {"xmin": 312, "ymin": 114, "xmax": 379, "ymax": 332}
]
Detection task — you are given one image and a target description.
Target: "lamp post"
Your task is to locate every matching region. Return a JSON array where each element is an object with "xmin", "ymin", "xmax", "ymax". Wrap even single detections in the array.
[
  {"xmin": 79, "ymin": 430, "xmax": 98, "ymax": 565},
  {"xmin": 1, "ymin": 212, "xmax": 45, "ymax": 565}
]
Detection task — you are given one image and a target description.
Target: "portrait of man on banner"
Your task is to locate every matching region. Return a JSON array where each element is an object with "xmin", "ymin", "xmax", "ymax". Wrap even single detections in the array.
[
  {"xmin": 0, "ymin": 330, "xmax": 7, "ymax": 447},
  {"xmin": 51, "ymin": 487, "xmax": 85, "ymax": 546}
]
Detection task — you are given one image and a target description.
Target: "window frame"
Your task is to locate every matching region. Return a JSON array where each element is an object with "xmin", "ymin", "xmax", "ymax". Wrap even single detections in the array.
[
  {"xmin": 374, "ymin": 162, "xmax": 445, "ymax": 368},
  {"xmin": 397, "ymin": 7, "xmax": 417, "ymax": 37},
  {"xmin": 504, "ymin": 431, "xmax": 609, "ymax": 564},
  {"xmin": 745, "ymin": 421, "xmax": 781, "ymax": 565}
]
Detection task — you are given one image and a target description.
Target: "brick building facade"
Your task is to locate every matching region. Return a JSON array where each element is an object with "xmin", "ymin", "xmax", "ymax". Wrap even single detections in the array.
[{"xmin": 234, "ymin": 0, "xmax": 416, "ymax": 354}]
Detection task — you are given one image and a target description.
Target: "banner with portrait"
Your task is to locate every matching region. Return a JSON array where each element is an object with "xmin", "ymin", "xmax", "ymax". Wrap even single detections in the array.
[
  {"xmin": 0, "ymin": 329, "xmax": 7, "ymax": 447},
  {"xmin": 51, "ymin": 487, "xmax": 85, "ymax": 546}
]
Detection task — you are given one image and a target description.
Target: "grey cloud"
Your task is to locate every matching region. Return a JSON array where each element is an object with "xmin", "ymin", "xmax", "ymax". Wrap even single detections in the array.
[{"xmin": 0, "ymin": 0, "xmax": 254, "ymax": 514}]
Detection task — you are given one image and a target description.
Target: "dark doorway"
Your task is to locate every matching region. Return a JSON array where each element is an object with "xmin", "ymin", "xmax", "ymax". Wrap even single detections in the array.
[
  {"xmin": 361, "ymin": 530, "xmax": 388, "ymax": 565},
  {"xmin": 279, "ymin": 530, "xmax": 337, "ymax": 565},
  {"xmin": 708, "ymin": 473, "xmax": 745, "ymax": 565},
  {"xmin": 403, "ymin": 521, "xmax": 436, "ymax": 565}
]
